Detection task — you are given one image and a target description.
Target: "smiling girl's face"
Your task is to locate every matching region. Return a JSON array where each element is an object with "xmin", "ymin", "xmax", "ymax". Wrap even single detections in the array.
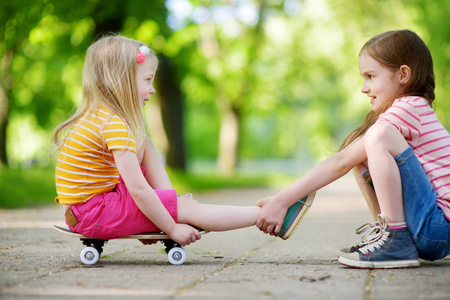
[
  {"xmin": 359, "ymin": 51, "xmax": 403, "ymax": 112},
  {"xmin": 136, "ymin": 57, "xmax": 158, "ymax": 108}
]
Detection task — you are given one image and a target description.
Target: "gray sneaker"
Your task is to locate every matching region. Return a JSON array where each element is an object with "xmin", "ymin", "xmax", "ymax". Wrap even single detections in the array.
[{"xmin": 338, "ymin": 214, "xmax": 420, "ymax": 269}]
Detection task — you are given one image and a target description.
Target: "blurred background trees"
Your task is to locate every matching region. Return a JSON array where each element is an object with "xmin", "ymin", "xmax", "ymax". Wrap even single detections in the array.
[{"xmin": 1, "ymin": 0, "xmax": 449, "ymax": 191}]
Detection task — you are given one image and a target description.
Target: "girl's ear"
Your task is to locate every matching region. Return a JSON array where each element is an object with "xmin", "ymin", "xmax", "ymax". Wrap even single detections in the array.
[{"xmin": 399, "ymin": 65, "xmax": 411, "ymax": 85}]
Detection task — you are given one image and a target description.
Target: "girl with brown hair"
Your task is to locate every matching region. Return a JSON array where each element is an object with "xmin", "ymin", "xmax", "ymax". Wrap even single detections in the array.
[{"xmin": 256, "ymin": 30, "xmax": 450, "ymax": 269}]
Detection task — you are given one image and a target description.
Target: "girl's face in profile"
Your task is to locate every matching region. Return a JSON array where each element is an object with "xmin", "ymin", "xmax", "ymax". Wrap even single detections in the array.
[
  {"xmin": 359, "ymin": 52, "xmax": 403, "ymax": 112},
  {"xmin": 136, "ymin": 57, "xmax": 158, "ymax": 108}
]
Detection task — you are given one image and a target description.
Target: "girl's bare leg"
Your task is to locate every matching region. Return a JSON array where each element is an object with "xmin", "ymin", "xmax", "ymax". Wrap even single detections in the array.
[
  {"xmin": 137, "ymin": 137, "xmax": 260, "ymax": 231},
  {"xmin": 364, "ymin": 122, "xmax": 409, "ymax": 223},
  {"xmin": 177, "ymin": 196, "xmax": 261, "ymax": 231},
  {"xmin": 352, "ymin": 164, "xmax": 380, "ymax": 221}
]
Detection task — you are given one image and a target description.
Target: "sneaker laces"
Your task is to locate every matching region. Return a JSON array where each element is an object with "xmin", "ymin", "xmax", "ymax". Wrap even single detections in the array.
[
  {"xmin": 351, "ymin": 223, "xmax": 379, "ymax": 248},
  {"xmin": 349, "ymin": 219, "xmax": 385, "ymax": 250},
  {"xmin": 357, "ymin": 214, "xmax": 390, "ymax": 255}
]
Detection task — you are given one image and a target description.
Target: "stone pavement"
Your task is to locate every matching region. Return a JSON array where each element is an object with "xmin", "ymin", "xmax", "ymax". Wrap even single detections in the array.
[{"xmin": 1, "ymin": 176, "xmax": 449, "ymax": 299}]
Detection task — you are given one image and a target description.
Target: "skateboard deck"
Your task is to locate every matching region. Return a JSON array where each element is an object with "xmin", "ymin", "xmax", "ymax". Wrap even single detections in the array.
[{"xmin": 53, "ymin": 225, "xmax": 209, "ymax": 265}]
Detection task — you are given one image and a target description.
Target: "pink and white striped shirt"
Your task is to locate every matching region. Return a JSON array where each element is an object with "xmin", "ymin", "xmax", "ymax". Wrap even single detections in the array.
[{"xmin": 377, "ymin": 96, "xmax": 450, "ymax": 220}]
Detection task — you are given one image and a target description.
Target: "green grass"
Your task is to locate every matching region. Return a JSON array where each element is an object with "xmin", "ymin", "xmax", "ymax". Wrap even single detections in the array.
[
  {"xmin": 166, "ymin": 169, "xmax": 293, "ymax": 193},
  {"xmin": 0, "ymin": 165, "xmax": 57, "ymax": 209},
  {"xmin": 0, "ymin": 165, "xmax": 296, "ymax": 209}
]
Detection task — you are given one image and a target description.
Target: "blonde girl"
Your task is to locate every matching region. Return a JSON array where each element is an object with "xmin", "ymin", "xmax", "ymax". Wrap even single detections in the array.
[
  {"xmin": 53, "ymin": 35, "xmax": 262, "ymax": 246},
  {"xmin": 256, "ymin": 30, "xmax": 450, "ymax": 269}
]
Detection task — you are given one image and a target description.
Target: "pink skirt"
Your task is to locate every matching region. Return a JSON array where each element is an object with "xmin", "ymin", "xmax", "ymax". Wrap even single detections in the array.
[{"xmin": 66, "ymin": 167, "xmax": 178, "ymax": 239}]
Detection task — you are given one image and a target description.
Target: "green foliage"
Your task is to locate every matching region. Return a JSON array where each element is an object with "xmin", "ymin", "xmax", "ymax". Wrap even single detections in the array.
[
  {"xmin": 406, "ymin": 0, "xmax": 450, "ymax": 128},
  {"xmin": 4, "ymin": 0, "xmax": 450, "ymax": 163},
  {"xmin": 1, "ymin": 0, "xmax": 450, "ymax": 205},
  {"xmin": 0, "ymin": 165, "xmax": 56, "ymax": 208}
]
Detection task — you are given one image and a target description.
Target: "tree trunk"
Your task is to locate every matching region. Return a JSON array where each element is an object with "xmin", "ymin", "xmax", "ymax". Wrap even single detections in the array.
[
  {"xmin": 0, "ymin": 103, "xmax": 8, "ymax": 166},
  {"xmin": 214, "ymin": 1, "xmax": 266, "ymax": 174},
  {"xmin": 91, "ymin": 0, "xmax": 126, "ymax": 37},
  {"xmin": 155, "ymin": 54, "xmax": 186, "ymax": 170},
  {"xmin": 0, "ymin": 50, "xmax": 13, "ymax": 167},
  {"xmin": 217, "ymin": 106, "xmax": 240, "ymax": 175}
]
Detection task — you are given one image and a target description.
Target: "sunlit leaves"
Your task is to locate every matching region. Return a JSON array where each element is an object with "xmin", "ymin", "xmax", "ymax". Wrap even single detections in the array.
[
  {"xmin": 71, "ymin": 18, "xmax": 95, "ymax": 46},
  {"xmin": 2, "ymin": 0, "xmax": 450, "ymax": 167}
]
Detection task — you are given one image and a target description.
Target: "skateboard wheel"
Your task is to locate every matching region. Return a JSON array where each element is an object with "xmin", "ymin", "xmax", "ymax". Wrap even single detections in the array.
[
  {"xmin": 168, "ymin": 246, "xmax": 186, "ymax": 265},
  {"xmin": 80, "ymin": 247, "xmax": 100, "ymax": 265}
]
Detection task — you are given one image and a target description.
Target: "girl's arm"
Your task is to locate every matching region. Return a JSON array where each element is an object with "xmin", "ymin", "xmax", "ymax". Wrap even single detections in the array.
[
  {"xmin": 257, "ymin": 137, "xmax": 367, "ymax": 234},
  {"xmin": 138, "ymin": 137, "xmax": 173, "ymax": 189},
  {"xmin": 113, "ymin": 149, "xmax": 201, "ymax": 246}
]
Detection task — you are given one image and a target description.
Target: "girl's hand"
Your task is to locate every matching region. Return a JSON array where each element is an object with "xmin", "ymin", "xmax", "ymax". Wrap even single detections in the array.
[
  {"xmin": 256, "ymin": 196, "xmax": 288, "ymax": 236},
  {"xmin": 168, "ymin": 224, "xmax": 201, "ymax": 246}
]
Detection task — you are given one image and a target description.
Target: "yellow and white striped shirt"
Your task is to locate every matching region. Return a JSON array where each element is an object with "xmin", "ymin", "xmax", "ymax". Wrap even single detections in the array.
[{"xmin": 55, "ymin": 105, "xmax": 137, "ymax": 205}]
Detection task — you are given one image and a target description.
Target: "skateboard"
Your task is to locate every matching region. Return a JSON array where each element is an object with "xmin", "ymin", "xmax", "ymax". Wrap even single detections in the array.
[{"xmin": 53, "ymin": 225, "xmax": 208, "ymax": 265}]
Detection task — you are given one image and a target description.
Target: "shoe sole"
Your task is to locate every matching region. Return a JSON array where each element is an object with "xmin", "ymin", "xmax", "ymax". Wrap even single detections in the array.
[
  {"xmin": 338, "ymin": 256, "xmax": 420, "ymax": 269},
  {"xmin": 278, "ymin": 192, "xmax": 315, "ymax": 240}
]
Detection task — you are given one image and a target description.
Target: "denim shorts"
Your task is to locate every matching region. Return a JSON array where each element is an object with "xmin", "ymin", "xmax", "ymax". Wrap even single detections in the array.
[{"xmin": 396, "ymin": 147, "xmax": 450, "ymax": 260}]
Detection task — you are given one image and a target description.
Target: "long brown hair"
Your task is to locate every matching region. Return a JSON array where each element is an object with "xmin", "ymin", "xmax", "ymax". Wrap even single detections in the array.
[{"xmin": 340, "ymin": 29, "xmax": 435, "ymax": 149}]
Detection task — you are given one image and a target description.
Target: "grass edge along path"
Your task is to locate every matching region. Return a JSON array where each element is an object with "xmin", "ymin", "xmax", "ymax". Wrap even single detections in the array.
[{"xmin": 0, "ymin": 165, "xmax": 297, "ymax": 209}]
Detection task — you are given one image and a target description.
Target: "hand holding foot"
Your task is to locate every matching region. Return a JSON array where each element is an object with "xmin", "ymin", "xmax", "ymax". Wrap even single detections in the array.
[{"xmin": 256, "ymin": 196, "xmax": 287, "ymax": 236}]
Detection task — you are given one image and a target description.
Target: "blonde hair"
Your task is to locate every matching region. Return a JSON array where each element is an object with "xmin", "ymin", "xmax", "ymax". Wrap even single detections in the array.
[
  {"xmin": 340, "ymin": 30, "xmax": 435, "ymax": 150},
  {"xmin": 53, "ymin": 35, "xmax": 158, "ymax": 151}
]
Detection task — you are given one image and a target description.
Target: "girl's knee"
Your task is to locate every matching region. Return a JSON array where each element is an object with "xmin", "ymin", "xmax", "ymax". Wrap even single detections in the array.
[
  {"xmin": 177, "ymin": 195, "xmax": 199, "ymax": 209},
  {"xmin": 177, "ymin": 195, "xmax": 200, "ymax": 223},
  {"xmin": 365, "ymin": 123, "xmax": 408, "ymax": 155},
  {"xmin": 365, "ymin": 123, "xmax": 394, "ymax": 145}
]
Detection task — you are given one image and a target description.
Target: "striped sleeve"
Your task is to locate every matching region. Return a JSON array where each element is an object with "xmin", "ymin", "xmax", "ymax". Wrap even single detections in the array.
[
  {"xmin": 377, "ymin": 98, "xmax": 421, "ymax": 142},
  {"xmin": 101, "ymin": 115, "xmax": 137, "ymax": 153}
]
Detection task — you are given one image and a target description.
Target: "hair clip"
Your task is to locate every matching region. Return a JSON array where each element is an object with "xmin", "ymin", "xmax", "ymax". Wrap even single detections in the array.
[{"xmin": 136, "ymin": 46, "xmax": 150, "ymax": 64}]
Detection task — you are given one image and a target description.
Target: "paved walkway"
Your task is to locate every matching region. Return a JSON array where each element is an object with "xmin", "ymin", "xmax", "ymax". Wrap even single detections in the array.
[{"xmin": 1, "ymin": 176, "xmax": 449, "ymax": 299}]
